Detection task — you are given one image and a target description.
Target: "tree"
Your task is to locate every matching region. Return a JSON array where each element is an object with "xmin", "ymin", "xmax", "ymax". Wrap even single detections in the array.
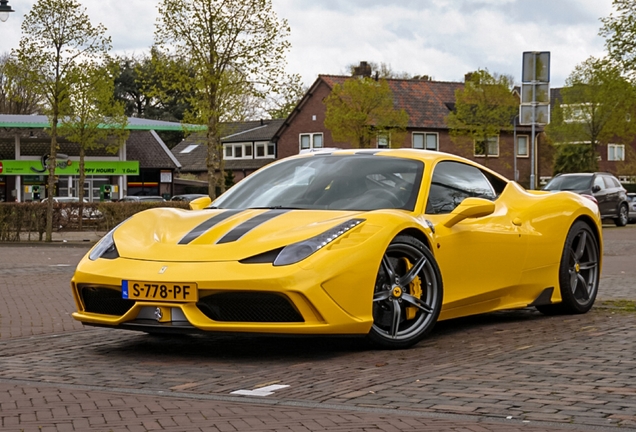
[
  {"xmin": 154, "ymin": 0, "xmax": 296, "ymax": 198},
  {"xmin": 545, "ymin": 57, "xmax": 636, "ymax": 173},
  {"xmin": 346, "ymin": 61, "xmax": 413, "ymax": 79},
  {"xmin": 58, "ymin": 63, "xmax": 128, "ymax": 229},
  {"xmin": 11, "ymin": 0, "xmax": 111, "ymax": 241},
  {"xmin": 446, "ymin": 69, "xmax": 517, "ymax": 161},
  {"xmin": 600, "ymin": 0, "xmax": 636, "ymax": 78},
  {"xmin": 324, "ymin": 77, "xmax": 409, "ymax": 148},
  {"xmin": 0, "ymin": 53, "xmax": 42, "ymax": 114}
]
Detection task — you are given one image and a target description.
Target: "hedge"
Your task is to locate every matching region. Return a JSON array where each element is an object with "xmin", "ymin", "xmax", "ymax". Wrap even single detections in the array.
[{"xmin": 0, "ymin": 201, "xmax": 189, "ymax": 242}]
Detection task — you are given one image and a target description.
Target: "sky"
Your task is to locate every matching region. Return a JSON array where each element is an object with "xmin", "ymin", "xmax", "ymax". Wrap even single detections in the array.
[{"xmin": 1, "ymin": 0, "xmax": 615, "ymax": 88}]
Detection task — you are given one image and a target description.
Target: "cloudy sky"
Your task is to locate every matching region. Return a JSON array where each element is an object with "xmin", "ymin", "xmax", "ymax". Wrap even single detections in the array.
[{"xmin": 2, "ymin": 0, "xmax": 614, "ymax": 88}]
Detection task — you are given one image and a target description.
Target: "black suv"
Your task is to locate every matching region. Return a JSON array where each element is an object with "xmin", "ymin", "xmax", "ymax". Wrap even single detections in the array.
[{"xmin": 543, "ymin": 172, "xmax": 629, "ymax": 226}]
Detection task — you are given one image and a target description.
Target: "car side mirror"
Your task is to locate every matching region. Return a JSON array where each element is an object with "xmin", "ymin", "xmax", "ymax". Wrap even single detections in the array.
[
  {"xmin": 442, "ymin": 197, "xmax": 496, "ymax": 228},
  {"xmin": 189, "ymin": 196, "xmax": 212, "ymax": 210},
  {"xmin": 592, "ymin": 185, "xmax": 601, "ymax": 193}
]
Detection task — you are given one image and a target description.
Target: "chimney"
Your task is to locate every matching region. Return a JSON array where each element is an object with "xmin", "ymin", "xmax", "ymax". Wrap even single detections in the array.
[{"xmin": 353, "ymin": 61, "xmax": 372, "ymax": 78}]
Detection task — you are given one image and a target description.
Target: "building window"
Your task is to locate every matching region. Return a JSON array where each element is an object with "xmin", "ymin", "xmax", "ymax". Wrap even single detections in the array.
[
  {"xmin": 517, "ymin": 135, "xmax": 529, "ymax": 157},
  {"xmin": 377, "ymin": 133, "xmax": 390, "ymax": 148},
  {"xmin": 223, "ymin": 143, "xmax": 253, "ymax": 160},
  {"xmin": 474, "ymin": 136, "xmax": 499, "ymax": 157},
  {"xmin": 255, "ymin": 141, "xmax": 276, "ymax": 159},
  {"xmin": 608, "ymin": 144, "xmax": 625, "ymax": 161},
  {"xmin": 413, "ymin": 132, "xmax": 438, "ymax": 151},
  {"xmin": 299, "ymin": 133, "xmax": 323, "ymax": 151}
]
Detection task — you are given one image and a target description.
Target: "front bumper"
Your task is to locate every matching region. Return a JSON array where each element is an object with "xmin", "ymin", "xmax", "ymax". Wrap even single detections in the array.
[{"xmin": 71, "ymin": 255, "xmax": 377, "ymax": 336}]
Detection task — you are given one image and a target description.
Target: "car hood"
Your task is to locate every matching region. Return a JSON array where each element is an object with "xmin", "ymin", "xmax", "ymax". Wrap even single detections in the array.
[{"xmin": 112, "ymin": 207, "xmax": 372, "ymax": 262}]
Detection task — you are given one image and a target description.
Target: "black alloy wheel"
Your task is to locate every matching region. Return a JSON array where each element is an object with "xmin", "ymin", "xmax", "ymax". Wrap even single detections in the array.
[
  {"xmin": 537, "ymin": 221, "xmax": 600, "ymax": 315},
  {"xmin": 368, "ymin": 235, "xmax": 443, "ymax": 349},
  {"xmin": 615, "ymin": 203, "xmax": 628, "ymax": 227}
]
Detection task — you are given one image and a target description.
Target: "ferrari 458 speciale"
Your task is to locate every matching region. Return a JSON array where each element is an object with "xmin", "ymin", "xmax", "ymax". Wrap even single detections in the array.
[{"xmin": 71, "ymin": 149, "xmax": 602, "ymax": 349}]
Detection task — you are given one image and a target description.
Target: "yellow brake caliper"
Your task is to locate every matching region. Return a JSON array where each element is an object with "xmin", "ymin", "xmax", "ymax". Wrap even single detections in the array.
[{"xmin": 401, "ymin": 257, "xmax": 423, "ymax": 320}]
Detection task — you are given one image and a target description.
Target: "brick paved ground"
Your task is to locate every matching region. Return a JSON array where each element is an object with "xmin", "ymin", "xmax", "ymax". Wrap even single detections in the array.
[{"xmin": 1, "ymin": 224, "xmax": 635, "ymax": 432}]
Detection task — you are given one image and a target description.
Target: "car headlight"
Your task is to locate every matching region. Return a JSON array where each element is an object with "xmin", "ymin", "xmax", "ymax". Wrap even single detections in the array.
[
  {"xmin": 273, "ymin": 219, "xmax": 365, "ymax": 266},
  {"xmin": 89, "ymin": 227, "xmax": 119, "ymax": 261}
]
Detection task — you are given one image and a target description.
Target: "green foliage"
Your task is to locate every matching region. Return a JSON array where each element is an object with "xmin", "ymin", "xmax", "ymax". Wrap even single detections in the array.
[
  {"xmin": 0, "ymin": 52, "xmax": 42, "ymax": 114},
  {"xmin": 446, "ymin": 69, "xmax": 517, "ymax": 158},
  {"xmin": 153, "ymin": 0, "xmax": 294, "ymax": 198},
  {"xmin": 324, "ymin": 77, "xmax": 409, "ymax": 148},
  {"xmin": 346, "ymin": 61, "xmax": 413, "ymax": 79},
  {"xmin": 601, "ymin": 1, "xmax": 636, "ymax": 77},
  {"xmin": 58, "ymin": 62, "xmax": 129, "ymax": 229},
  {"xmin": 552, "ymin": 144, "xmax": 597, "ymax": 175},
  {"xmin": 0, "ymin": 201, "xmax": 189, "ymax": 242},
  {"xmin": 11, "ymin": 0, "xmax": 111, "ymax": 241},
  {"xmin": 545, "ymin": 57, "xmax": 636, "ymax": 169}
]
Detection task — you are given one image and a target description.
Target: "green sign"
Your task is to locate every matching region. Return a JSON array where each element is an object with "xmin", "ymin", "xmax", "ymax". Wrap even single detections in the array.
[{"xmin": 0, "ymin": 160, "xmax": 139, "ymax": 176}]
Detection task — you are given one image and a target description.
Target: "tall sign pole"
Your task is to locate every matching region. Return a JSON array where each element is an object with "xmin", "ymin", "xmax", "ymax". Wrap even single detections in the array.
[{"xmin": 520, "ymin": 51, "xmax": 550, "ymax": 189}]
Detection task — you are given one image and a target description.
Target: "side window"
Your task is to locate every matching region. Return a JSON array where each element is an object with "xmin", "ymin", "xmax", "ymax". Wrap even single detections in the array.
[
  {"xmin": 426, "ymin": 161, "xmax": 497, "ymax": 214},
  {"xmin": 603, "ymin": 175, "xmax": 620, "ymax": 188},
  {"xmin": 593, "ymin": 176, "xmax": 605, "ymax": 191}
]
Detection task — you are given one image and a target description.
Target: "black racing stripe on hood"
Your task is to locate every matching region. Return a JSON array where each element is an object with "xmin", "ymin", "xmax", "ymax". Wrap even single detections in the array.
[
  {"xmin": 216, "ymin": 209, "xmax": 290, "ymax": 244},
  {"xmin": 178, "ymin": 210, "xmax": 244, "ymax": 245}
]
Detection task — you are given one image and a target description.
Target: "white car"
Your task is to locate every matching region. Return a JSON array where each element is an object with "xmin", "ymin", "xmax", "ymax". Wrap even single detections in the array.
[{"xmin": 41, "ymin": 197, "xmax": 103, "ymax": 223}]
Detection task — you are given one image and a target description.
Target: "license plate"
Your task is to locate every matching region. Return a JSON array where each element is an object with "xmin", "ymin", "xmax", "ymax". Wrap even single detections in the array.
[{"xmin": 122, "ymin": 281, "xmax": 198, "ymax": 302}]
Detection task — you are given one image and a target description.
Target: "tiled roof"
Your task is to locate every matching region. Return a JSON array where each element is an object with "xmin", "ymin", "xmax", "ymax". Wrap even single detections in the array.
[
  {"xmin": 319, "ymin": 75, "xmax": 464, "ymax": 129},
  {"xmin": 221, "ymin": 119, "xmax": 285, "ymax": 142},
  {"xmin": 171, "ymin": 119, "xmax": 283, "ymax": 172},
  {"xmin": 125, "ymin": 131, "xmax": 180, "ymax": 169}
]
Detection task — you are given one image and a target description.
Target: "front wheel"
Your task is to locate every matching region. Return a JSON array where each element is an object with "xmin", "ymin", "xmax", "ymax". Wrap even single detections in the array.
[
  {"xmin": 367, "ymin": 235, "xmax": 443, "ymax": 349},
  {"xmin": 537, "ymin": 221, "xmax": 600, "ymax": 315},
  {"xmin": 614, "ymin": 204, "xmax": 628, "ymax": 227}
]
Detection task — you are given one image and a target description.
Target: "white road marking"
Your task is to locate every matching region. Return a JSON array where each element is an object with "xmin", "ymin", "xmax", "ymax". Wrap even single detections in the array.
[{"xmin": 230, "ymin": 384, "xmax": 290, "ymax": 396}]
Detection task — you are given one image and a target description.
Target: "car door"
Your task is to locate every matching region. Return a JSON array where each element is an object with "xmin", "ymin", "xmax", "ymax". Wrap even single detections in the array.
[
  {"xmin": 602, "ymin": 175, "xmax": 622, "ymax": 217},
  {"xmin": 592, "ymin": 175, "xmax": 611, "ymax": 217},
  {"xmin": 424, "ymin": 160, "xmax": 528, "ymax": 307}
]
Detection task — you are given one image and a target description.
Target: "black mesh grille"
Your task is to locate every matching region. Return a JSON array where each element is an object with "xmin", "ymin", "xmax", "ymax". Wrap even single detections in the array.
[
  {"xmin": 80, "ymin": 286, "xmax": 135, "ymax": 316},
  {"xmin": 197, "ymin": 292, "xmax": 304, "ymax": 323}
]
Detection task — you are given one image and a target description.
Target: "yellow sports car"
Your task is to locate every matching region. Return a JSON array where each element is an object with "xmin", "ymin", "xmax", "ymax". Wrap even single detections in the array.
[{"xmin": 71, "ymin": 149, "xmax": 602, "ymax": 349}]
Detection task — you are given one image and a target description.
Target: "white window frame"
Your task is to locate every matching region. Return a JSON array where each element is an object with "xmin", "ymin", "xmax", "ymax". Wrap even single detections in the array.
[
  {"xmin": 299, "ymin": 133, "xmax": 324, "ymax": 151},
  {"xmin": 255, "ymin": 141, "xmax": 276, "ymax": 159},
  {"xmin": 377, "ymin": 132, "xmax": 390, "ymax": 149},
  {"xmin": 608, "ymin": 143, "xmax": 625, "ymax": 161},
  {"xmin": 412, "ymin": 132, "xmax": 439, "ymax": 151},
  {"xmin": 474, "ymin": 136, "xmax": 499, "ymax": 157},
  {"xmin": 516, "ymin": 135, "xmax": 529, "ymax": 157},
  {"xmin": 562, "ymin": 103, "xmax": 592, "ymax": 124},
  {"xmin": 223, "ymin": 143, "xmax": 254, "ymax": 160}
]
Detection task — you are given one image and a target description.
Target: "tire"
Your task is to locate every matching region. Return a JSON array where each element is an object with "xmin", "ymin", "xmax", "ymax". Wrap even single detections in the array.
[
  {"xmin": 614, "ymin": 204, "xmax": 629, "ymax": 227},
  {"xmin": 537, "ymin": 221, "xmax": 600, "ymax": 315},
  {"xmin": 367, "ymin": 235, "xmax": 443, "ymax": 349}
]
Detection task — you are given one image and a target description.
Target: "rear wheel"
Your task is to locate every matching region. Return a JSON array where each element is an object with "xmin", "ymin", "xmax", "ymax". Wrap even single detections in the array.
[
  {"xmin": 614, "ymin": 204, "xmax": 628, "ymax": 227},
  {"xmin": 536, "ymin": 221, "xmax": 600, "ymax": 315},
  {"xmin": 368, "ymin": 235, "xmax": 443, "ymax": 349}
]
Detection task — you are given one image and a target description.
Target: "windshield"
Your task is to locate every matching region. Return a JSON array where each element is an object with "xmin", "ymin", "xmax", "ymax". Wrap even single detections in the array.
[
  {"xmin": 544, "ymin": 175, "xmax": 592, "ymax": 191},
  {"xmin": 213, "ymin": 155, "xmax": 424, "ymax": 211}
]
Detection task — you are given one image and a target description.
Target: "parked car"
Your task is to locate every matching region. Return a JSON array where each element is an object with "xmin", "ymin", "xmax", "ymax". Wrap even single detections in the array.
[
  {"xmin": 72, "ymin": 149, "xmax": 602, "ymax": 349},
  {"xmin": 41, "ymin": 196, "xmax": 103, "ymax": 224},
  {"xmin": 170, "ymin": 194, "xmax": 208, "ymax": 202},
  {"xmin": 627, "ymin": 193, "xmax": 636, "ymax": 224},
  {"xmin": 118, "ymin": 196, "xmax": 166, "ymax": 202},
  {"xmin": 543, "ymin": 172, "xmax": 629, "ymax": 226}
]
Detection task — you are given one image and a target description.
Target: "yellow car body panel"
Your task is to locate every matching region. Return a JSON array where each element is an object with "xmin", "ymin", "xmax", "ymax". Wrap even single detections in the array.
[{"xmin": 71, "ymin": 149, "xmax": 603, "ymax": 342}]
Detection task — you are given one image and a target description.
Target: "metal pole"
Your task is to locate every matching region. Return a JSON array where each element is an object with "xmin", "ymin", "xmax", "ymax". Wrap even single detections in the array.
[
  {"xmin": 530, "ymin": 54, "xmax": 536, "ymax": 190},
  {"xmin": 513, "ymin": 120, "xmax": 517, "ymax": 181}
]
